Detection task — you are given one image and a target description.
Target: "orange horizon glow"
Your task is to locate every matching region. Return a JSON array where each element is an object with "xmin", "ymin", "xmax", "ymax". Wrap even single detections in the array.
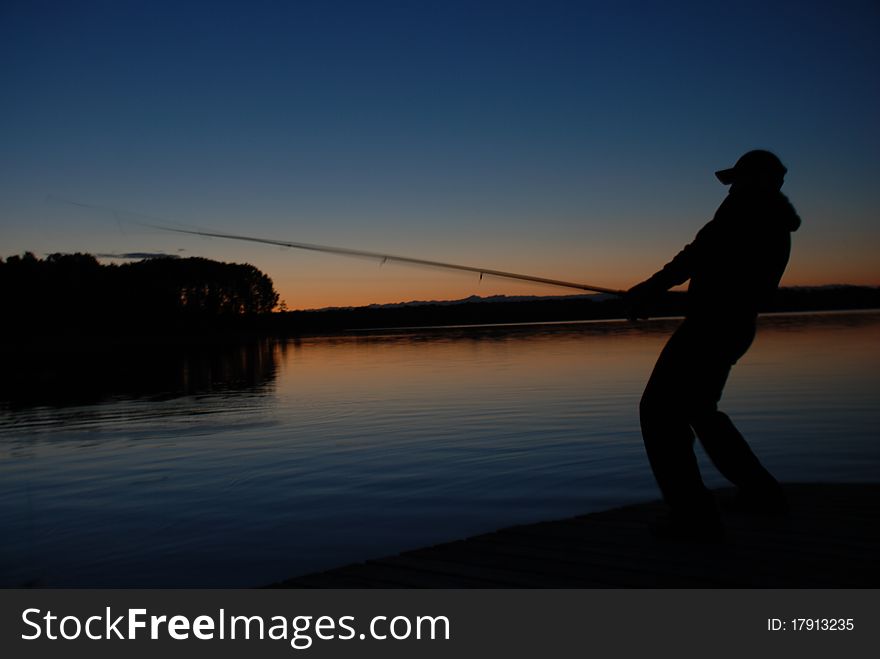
[
  {"xmin": 275, "ymin": 272, "xmax": 880, "ymax": 311},
  {"xmin": 241, "ymin": 228, "xmax": 880, "ymax": 310}
]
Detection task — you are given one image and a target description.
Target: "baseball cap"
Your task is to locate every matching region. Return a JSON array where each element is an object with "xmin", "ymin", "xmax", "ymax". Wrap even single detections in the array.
[{"xmin": 716, "ymin": 150, "xmax": 787, "ymax": 185}]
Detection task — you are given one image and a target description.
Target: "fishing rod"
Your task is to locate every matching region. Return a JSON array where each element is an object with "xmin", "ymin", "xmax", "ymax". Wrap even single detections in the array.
[
  {"xmin": 159, "ymin": 226, "xmax": 624, "ymax": 296},
  {"xmin": 50, "ymin": 196, "xmax": 625, "ymax": 296}
]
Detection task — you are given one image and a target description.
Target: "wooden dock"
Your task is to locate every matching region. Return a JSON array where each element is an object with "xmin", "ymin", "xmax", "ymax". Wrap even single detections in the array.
[{"xmin": 271, "ymin": 483, "xmax": 879, "ymax": 588}]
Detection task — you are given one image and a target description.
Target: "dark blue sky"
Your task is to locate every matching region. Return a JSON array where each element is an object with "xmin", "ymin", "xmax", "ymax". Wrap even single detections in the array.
[{"xmin": 2, "ymin": 0, "xmax": 878, "ymax": 307}]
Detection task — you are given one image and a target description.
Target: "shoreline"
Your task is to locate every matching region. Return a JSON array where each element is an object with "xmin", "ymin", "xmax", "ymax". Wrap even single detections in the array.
[
  {"xmin": 270, "ymin": 483, "xmax": 880, "ymax": 588},
  {"xmin": 2, "ymin": 307, "xmax": 879, "ymax": 353}
]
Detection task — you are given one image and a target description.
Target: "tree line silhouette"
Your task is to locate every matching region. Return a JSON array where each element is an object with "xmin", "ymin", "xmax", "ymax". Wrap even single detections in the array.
[
  {"xmin": 1, "ymin": 252, "xmax": 279, "ymax": 337},
  {"xmin": 3, "ymin": 252, "xmax": 877, "ymax": 340}
]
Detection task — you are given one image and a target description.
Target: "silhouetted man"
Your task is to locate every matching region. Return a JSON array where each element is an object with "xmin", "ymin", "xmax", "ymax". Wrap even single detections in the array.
[{"xmin": 627, "ymin": 150, "xmax": 800, "ymax": 540}]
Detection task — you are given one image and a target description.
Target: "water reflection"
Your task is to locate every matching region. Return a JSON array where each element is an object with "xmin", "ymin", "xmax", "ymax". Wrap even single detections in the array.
[{"xmin": 0, "ymin": 339, "xmax": 281, "ymax": 411}]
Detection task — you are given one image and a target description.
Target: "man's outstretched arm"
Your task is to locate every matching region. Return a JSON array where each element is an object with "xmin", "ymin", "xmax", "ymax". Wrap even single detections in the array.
[{"xmin": 625, "ymin": 221, "xmax": 716, "ymax": 319}]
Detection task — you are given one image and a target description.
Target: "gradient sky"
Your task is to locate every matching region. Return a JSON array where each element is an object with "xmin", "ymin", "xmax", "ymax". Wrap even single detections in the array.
[{"xmin": 2, "ymin": 0, "xmax": 878, "ymax": 309}]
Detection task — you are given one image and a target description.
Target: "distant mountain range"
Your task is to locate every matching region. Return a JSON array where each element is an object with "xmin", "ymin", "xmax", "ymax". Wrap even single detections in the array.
[
  {"xmin": 303, "ymin": 286, "xmax": 870, "ymax": 313},
  {"xmin": 282, "ymin": 285, "xmax": 880, "ymax": 334},
  {"xmin": 310, "ymin": 292, "xmax": 616, "ymax": 311}
]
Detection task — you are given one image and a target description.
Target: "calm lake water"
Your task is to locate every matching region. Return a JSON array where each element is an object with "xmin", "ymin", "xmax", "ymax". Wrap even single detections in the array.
[{"xmin": 1, "ymin": 311, "xmax": 878, "ymax": 587}]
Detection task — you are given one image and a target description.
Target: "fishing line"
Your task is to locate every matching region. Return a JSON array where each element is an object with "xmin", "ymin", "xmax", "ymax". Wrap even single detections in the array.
[{"xmin": 47, "ymin": 196, "xmax": 625, "ymax": 296}]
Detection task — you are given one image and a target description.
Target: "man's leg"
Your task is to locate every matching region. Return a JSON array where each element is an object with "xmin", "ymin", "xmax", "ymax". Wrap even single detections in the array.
[
  {"xmin": 684, "ymin": 322, "xmax": 787, "ymax": 511},
  {"xmin": 691, "ymin": 410, "xmax": 782, "ymax": 494},
  {"xmin": 639, "ymin": 325, "xmax": 717, "ymax": 519}
]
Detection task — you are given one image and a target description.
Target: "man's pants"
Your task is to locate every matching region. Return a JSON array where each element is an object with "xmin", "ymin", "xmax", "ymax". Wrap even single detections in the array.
[{"xmin": 639, "ymin": 319, "xmax": 779, "ymax": 517}]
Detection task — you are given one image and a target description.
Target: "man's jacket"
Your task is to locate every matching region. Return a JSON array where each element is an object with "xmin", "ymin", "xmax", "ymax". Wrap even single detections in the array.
[{"xmin": 647, "ymin": 188, "xmax": 801, "ymax": 324}]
